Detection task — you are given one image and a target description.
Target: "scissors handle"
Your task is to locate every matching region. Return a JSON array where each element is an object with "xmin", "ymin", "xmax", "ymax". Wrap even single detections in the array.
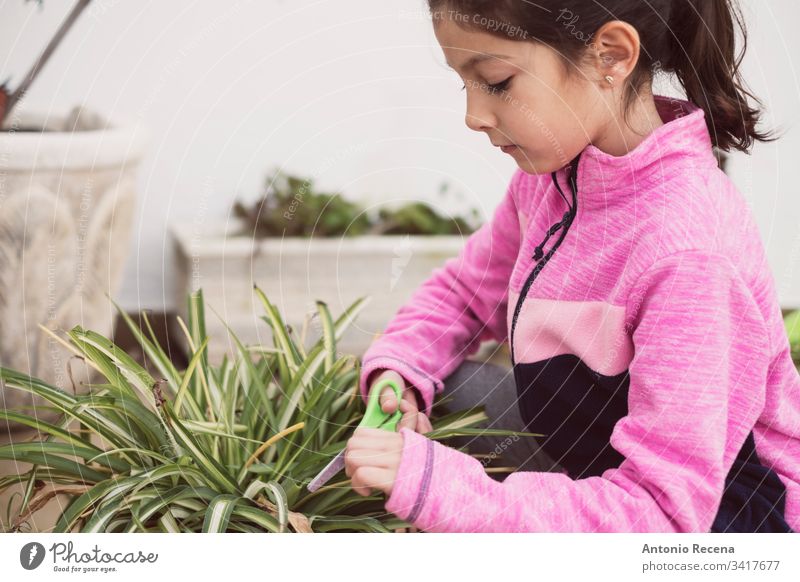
[
  {"xmin": 359, "ymin": 377, "xmax": 403, "ymax": 431},
  {"xmin": 306, "ymin": 377, "xmax": 404, "ymax": 492}
]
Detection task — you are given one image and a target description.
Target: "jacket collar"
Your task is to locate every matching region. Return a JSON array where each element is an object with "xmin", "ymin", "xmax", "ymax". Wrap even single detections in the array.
[{"xmin": 571, "ymin": 94, "xmax": 719, "ymax": 209}]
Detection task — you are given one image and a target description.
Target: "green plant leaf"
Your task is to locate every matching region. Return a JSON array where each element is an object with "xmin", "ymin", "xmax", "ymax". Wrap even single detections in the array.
[
  {"xmin": 106, "ymin": 294, "xmax": 182, "ymax": 396},
  {"xmin": 0, "ymin": 444, "xmax": 109, "ymax": 483},
  {"xmin": 159, "ymin": 401, "xmax": 238, "ymax": 494},
  {"xmin": 244, "ymin": 480, "xmax": 288, "ymax": 532},
  {"xmin": 316, "ymin": 300, "xmax": 336, "ymax": 374},
  {"xmin": 203, "ymin": 494, "xmax": 241, "ymax": 532},
  {"xmin": 255, "ymin": 287, "xmax": 303, "ymax": 372},
  {"xmin": 229, "ymin": 504, "xmax": 281, "ymax": 533}
]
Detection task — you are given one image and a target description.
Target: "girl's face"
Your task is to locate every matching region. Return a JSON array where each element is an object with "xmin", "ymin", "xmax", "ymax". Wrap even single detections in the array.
[{"xmin": 434, "ymin": 16, "xmax": 610, "ymax": 174}]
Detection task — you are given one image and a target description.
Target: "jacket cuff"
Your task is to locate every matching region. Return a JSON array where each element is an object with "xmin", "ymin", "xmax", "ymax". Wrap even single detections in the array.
[
  {"xmin": 384, "ymin": 428, "xmax": 436, "ymax": 524},
  {"xmin": 359, "ymin": 356, "xmax": 442, "ymax": 415}
]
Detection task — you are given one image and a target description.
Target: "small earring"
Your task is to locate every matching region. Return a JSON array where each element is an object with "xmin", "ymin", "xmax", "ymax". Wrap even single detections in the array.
[{"xmin": 604, "ymin": 75, "xmax": 614, "ymax": 85}]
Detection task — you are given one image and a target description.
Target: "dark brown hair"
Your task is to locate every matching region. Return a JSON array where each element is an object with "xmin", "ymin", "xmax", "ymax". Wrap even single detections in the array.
[{"xmin": 428, "ymin": 0, "xmax": 777, "ymax": 153}]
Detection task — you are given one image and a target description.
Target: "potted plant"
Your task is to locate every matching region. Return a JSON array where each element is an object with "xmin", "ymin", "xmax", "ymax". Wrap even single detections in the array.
[
  {"xmin": 0, "ymin": 0, "xmax": 148, "ymax": 432},
  {"xmin": 171, "ymin": 169, "xmax": 482, "ymax": 362},
  {"xmin": 0, "ymin": 288, "xmax": 530, "ymax": 532}
]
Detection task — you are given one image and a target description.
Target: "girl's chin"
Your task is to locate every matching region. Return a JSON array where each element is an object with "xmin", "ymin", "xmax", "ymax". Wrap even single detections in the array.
[
  {"xmin": 500, "ymin": 145, "xmax": 564, "ymax": 175},
  {"xmin": 511, "ymin": 152, "xmax": 540, "ymax": 173},
  {"xmin": 507, "ymin": 146, "xmax": 535, "ymax": 163},
  {"xmin": 514, "ymin": 154, "xmax": 564, "ymax": 175}
]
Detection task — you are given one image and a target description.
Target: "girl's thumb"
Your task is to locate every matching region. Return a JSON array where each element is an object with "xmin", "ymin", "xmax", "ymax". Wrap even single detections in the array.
[{"xmin": 379, "ymin": 386, "xmax": 398, "ymax": 413}]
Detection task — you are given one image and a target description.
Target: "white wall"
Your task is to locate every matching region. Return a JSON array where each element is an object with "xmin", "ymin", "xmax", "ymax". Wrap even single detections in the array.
[
  {"xmin": 2, "ymin": 0, "xmax": 799, "ymax": 311},
  {"xmin": 726, "ymin": 1, "xmax": 800, "ymax": 308}
]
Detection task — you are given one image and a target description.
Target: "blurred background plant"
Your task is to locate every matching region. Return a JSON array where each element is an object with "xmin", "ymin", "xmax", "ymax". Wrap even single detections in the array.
[
  {"xmin": 233, "ymin": 169, "xmax": 480, "ymax": 238},
  {"xmin": 783, "ymin": 310, "xmax": 800, "ymax": 369}
]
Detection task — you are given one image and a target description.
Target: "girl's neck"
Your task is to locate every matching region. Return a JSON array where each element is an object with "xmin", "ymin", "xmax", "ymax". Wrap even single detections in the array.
[{"xmin": 590, "ymin": 93, "xmax": 666, "ymax": 157}]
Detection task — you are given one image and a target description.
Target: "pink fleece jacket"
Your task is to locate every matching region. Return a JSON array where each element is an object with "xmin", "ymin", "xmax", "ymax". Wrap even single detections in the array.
[{"xmin": 358, "ymin": 95, "xmax": 800, "ymax": 533}]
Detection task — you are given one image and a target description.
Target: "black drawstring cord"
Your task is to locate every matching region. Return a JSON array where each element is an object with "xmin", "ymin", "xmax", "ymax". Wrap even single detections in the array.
[
  {"xmin": 531, "ymin": 159, "xmax": 579, "ymax": 261},
  {"xmin": 532, "ymin": 209, "xmax": 571, "ymax": 260}
]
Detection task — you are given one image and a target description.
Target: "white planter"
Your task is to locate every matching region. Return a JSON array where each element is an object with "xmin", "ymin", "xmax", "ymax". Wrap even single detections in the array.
[
  {"xmin": 0, "ymin": 107, "xmax": 147, "ymax": 429},
  {"xmin": 171, "ymin": 220, "xmax": 467, "ymax": 362}
]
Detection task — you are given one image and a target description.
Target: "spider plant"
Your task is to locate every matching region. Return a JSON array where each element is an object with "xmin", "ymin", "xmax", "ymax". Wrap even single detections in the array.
[{"xmin": 0, "ymin": 287, "xmax": 530, "ymax": 532}]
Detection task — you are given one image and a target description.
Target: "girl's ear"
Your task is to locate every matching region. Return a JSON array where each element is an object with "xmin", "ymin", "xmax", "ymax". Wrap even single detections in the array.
[{"xmin": 590, "ymin": 20, "xmax": 641, "ymax": 87}]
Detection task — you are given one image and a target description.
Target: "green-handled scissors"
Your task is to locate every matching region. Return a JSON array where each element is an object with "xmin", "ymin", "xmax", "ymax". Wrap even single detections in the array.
[{"xmin": 306, "ymin": 378, "xmax": 403, "ymax": 492}]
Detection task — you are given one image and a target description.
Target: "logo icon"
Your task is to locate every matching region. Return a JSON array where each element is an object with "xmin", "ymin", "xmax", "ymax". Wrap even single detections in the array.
[{"xmin": 20, "ymin": 542, "xmax": 46, "ymax": 570}]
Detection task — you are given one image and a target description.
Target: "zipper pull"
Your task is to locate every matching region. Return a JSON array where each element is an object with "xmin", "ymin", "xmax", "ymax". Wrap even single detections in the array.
[{"xmin": 531, "ymin": 211, "xmax": 573, "ymax": 261}]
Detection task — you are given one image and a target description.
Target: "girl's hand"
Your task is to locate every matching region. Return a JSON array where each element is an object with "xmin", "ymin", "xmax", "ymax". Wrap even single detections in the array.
[
  {"xmin": 347, "ymin": 369, "xmax": 434, "ymax": 499},
  {"xmin": 369, "ymin": 369, "xmax": 434, "ymax": 434},
  {"xmin": 344, "ymin": 427, "xmax": 403, "ymax": 497}
]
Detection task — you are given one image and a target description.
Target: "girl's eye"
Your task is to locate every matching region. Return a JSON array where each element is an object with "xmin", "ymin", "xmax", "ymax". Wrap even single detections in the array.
[
  {"xmin": 460, "ymin": 77, "xmax": 513, "ymax": 95},
  {"xmin": 487, "ymin": 77, "xmax": 512, "ymax": 95}
]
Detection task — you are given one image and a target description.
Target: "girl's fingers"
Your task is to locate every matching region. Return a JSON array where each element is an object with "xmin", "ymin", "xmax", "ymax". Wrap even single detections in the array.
[
  {"xmin": 345, "ymin": 448, "xmax": 397, "ymax": 469},
  {"xmin": 398, "ymin": 392, "xmax": 424, "ymax": 433},
  {"xmin": 371, "ymin": 370, "xmax": 406, "ymax": 414},
  {"xmin": 350, "ymin": 466, "xmax": 391, "ymax": 497},
  {"xmin": 350, "ymin": 427, "xmax": 398, "ymax": 444},
  {"xmin": 346, "ymin": 431, "xmax": 403, "ymax": 465},
  {"xmin": 398, "ymin": 409, "xmax": 418, "ymax": 432},
  {"xmin": 396, "ymin": 402, "xmax": 431, "ymax": 434},
  {"xmin": 417, "ymin": 412, "xmax": 433, "ymax": 434},
  {"xmin": 344, "ymin": 430, "xmax": 403, "ymax": 496},
  {"xmin": 349, "ymin": 467, "xmax": 371, "ymax": 496},
  {"xmin": 386, "ymin": 386, "xmax": 417, "ymax": 414}
]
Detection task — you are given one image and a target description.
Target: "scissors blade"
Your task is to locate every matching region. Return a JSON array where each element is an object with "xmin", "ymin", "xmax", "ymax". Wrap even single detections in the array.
[{"xmin": 307, "ymin": 449, "xmax": 346, "ymax": 492}]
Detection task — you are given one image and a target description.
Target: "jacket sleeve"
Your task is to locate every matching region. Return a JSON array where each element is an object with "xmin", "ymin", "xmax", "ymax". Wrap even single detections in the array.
[
  {"xmin": 383, "ymin": 250, "xmax": 772, "ymax": 532},
  {"xmin": 358, "ymin": 171, "xmax": 523, "ymax": 415}
]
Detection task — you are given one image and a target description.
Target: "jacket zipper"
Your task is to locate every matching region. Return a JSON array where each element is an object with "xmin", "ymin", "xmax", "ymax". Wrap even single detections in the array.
[{"xmin": 509, "ymin": 154, "xmax": 580, "ymax": 366}]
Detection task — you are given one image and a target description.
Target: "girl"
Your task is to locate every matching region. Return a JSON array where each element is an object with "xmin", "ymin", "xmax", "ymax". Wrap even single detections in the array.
[{"xmin": 342, "ymin": 0, "xmax": 799, "ymax": 532}]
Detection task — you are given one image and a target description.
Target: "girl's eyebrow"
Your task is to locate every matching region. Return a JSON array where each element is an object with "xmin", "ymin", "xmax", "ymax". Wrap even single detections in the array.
[{"xmin": 446, "ymin": 53, "xmax": 512, "ymax": 72}]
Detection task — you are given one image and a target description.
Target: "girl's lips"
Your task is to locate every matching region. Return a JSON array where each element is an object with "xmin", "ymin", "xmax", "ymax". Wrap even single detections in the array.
[{"xmin": 500, "ymin": 145, "xmax": 518, "ymax": 154}]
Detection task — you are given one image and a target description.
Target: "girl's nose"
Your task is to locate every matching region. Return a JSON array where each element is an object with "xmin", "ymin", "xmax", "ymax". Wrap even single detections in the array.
[{"xmin": 464, "ymin": 95, "xmax": 498, "ymax": 133}]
